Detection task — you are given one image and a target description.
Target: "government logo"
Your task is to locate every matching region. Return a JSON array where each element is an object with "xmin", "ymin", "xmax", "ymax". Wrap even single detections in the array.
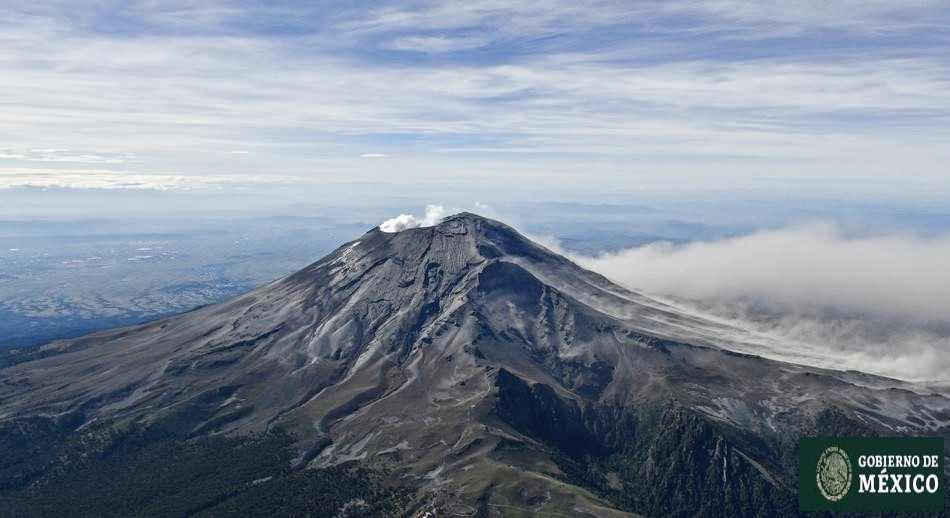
[
  {"xmin": 816, "ymin": 446, "xmax": 851, "ymax": 501},
  {"xmin": 800, "ymin": 437, "xmax": 943, "ymax": 512}
]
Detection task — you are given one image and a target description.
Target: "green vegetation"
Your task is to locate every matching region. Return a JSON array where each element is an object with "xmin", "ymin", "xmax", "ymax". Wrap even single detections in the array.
[
  {"xmin": 0, "ymin": 417, "xmax": 72, "ymax": 491},
  {"xmin": 494, "ymin": 368, "xmax": 800, "ymax": 517},
  {"xmin": 198, "ymin": 463, "xmax": 414, "ymax": 517},
  {"xmin": 0, "ymin": 417, "xmax": 414, "ymax": 517}
]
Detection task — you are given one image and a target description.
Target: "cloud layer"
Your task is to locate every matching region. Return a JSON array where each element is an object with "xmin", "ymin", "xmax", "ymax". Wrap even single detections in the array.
[
  {"xmin": 1, "ymin": 1, "xmax": 949, "ymax": 193},
  {"xmin": 579, "ymin": 224, "xmax": 950, "ymax": 324},
  {"xmin": 568, "ymin": 225, "xmax": 950, "ymax": 381}
]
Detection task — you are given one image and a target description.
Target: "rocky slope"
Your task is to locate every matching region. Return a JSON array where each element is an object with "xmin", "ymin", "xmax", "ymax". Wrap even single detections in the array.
[{"xmin": 2, "ymin": 213, "xmax": 948, "ymax": 516}]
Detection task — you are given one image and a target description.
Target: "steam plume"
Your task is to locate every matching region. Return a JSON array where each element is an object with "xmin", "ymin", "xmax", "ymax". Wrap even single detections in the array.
[{"xmin": 379, "ymin": 205, "xmax": 447, "ymax": 233}]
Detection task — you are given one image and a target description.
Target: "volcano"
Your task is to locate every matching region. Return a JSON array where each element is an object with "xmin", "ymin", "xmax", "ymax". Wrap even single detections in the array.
[{"xmin": 2, "ymin": 213, "xmax": 948, "ymax": 516}]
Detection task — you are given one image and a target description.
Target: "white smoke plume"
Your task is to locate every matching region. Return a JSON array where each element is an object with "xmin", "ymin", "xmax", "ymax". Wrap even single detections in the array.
[
  {"xmin": 379, "ymin": 205, "xmax": 447, "ymax": 233},
  {"xmin": 556, "ymin": 224, "xmax": 950, "ymax": 382}
]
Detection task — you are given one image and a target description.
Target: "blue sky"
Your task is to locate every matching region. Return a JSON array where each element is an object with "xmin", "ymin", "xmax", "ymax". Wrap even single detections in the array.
[{"xmin": 2, "ymin": 1, "xmax": 950, "ymax": 197}]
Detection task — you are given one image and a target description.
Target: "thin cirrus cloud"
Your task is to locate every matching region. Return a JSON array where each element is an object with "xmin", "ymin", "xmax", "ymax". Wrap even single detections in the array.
[
  {"xmin": 1, "ymin": 1, "xmax": 949, "ymax": 191},
  {"xmin": 0, "ymin": 169, "xmax": 304, "ymax": 191},
  {"xmin": 0, "ymin": 149, "xmax": 136, "ymax": 164},
  {"xmin": 385, "ymin": 35, "xmax": 492, "ymax": 53}
]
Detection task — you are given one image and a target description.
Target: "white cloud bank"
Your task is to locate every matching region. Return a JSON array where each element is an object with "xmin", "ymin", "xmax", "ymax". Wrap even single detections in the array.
[
  {"xmin": 0, "ymin": 169, "xmax": 303, "ymax": 190},
  {"xmin": 564, "ymin": 224, "xmax": 950, "ymax": 382},
  {"xmin": 577, "ymin": 224, "xmax": 950, "ymax": 324},
  {"xmin": 379, "ymin": 205, "xmax": 447, "ymax": 232},
  {"xmin": 0, "ymin": 148, "xmax": 136, "ymax": 164}
]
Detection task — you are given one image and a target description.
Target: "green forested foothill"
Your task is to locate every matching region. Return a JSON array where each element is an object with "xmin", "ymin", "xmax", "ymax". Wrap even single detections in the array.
[{"xmin": 0, "ymin": 418, "xmax": 413, "ymax": 518}]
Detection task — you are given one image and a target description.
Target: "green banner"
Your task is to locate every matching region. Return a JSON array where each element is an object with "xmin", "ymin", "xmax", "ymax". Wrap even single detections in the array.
[{"xmin": 799, "ymin": 437, "xmax": 945, "ymax": 512}]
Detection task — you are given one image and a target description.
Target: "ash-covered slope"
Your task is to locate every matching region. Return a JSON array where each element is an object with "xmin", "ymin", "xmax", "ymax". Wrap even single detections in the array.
[{"xmin": 2, "ymin": 213, "xmax": 948, "ymax": 516}]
